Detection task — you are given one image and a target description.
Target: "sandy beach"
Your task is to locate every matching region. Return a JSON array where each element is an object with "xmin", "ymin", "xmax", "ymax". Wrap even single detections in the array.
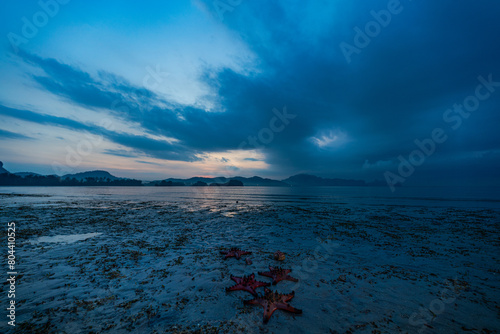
[{"xmin": 1, "ymin": 189, "xmax": 499, "ymax": 333}]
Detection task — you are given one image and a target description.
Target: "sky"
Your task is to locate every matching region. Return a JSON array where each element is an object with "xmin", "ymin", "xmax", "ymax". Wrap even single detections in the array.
[{"xmin": 0, "ymin": 0, "xmax": 499, "ymax": 185}]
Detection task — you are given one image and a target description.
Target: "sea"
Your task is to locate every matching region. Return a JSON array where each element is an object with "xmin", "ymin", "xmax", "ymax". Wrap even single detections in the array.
[{"xmin": 1, "ymin": 185, "xmax": 500, "ymax": 209}]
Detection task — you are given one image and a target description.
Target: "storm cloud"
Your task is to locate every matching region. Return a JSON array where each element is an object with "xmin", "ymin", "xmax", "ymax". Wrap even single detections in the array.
[{"xmin": 1, "ymin": 0, "xmax": 499, "ymax": 183}]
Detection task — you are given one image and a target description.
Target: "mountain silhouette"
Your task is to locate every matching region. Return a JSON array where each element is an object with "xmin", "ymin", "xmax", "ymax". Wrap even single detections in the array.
[
  {"xmin": 62, "ymin": 170, "xmax": 120, "ymax": 181},
  {"xmin": 0, "ymin": 162, "xmax": 385, "ymax": 187}
]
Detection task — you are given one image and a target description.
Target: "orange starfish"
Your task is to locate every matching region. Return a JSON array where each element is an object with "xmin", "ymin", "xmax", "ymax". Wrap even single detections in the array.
[
  {"xmin": 220, "ymin": 248, "xmax": 252, "ymax": 260},
  {"xmin": 258, "ymin": 266, "xmax": 298, "ymax": 285},
  {"xmin": 244, "ymin": 288, "xmax": 302, "ymax": 323},
  {"xmin": 226, "ymin": 273, "xmax": 270, "ymax": 296}
]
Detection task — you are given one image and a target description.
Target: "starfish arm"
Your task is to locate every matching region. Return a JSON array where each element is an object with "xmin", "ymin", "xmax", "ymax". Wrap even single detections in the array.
[
  {"xmin": 258, "ymin": 271, "xmax": 273, "ymax": 278},
  {"xmin": 276, "ymin": 303, "xmax": 302, "ymax": 314},
  {"xmin": 281, "ymin": 292, "xmax": 295, "ymax": 302},
  {"xmin": 244, "ymin": 298, "xmax": 259, "ymax": 305},
  {"xmin": 263, "ymin": 304, "xmax": 278, "ymax": 323},
  {"xmin": 243, "ymin": 287, "xmax": 258, "ymax": 296},
  {"xmin": 226, "ymin": 285, "xmax": 238, "ymax": 292},
  {"xmin": 227, "ymin": 282, "xmax": 249, "ymax": 292},
  {"xmin": 285, "ymin": 275, "xmax": 299, "ymax": 282},
  {"xmin": 254, "ymin": 281, "xmax": 270, "ymax": 289}
]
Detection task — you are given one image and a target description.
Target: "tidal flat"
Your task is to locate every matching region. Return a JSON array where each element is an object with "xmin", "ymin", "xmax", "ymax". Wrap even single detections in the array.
[{"xmin": 0, "ymin": 190, "xmax": 499, "ymax": 333}]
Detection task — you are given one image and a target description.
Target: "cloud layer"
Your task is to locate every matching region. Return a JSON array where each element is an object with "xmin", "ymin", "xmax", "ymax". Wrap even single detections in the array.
[{"xmin": 1, "ymin": 0, "xmax": 499, "ymax": 184}]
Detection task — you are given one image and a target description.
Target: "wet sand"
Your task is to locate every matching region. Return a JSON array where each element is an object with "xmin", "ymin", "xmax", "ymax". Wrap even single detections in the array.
[{"xmin": 0, "ymin": 193, "xmax": 499, "ymax": 333}]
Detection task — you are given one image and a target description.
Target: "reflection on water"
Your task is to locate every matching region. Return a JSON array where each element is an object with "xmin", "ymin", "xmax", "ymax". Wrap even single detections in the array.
[
  {"xmin": 30, "ymin": 233, "xmax": 103, "ymax": 244},
  {"xmin": 1, "ymin": 186, "xmax": 499, "ymax": 209}
]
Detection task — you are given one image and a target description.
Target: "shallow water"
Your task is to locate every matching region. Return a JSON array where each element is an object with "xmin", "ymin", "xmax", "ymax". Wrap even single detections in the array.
[
  {"xmin": 30, "ymin": 233, "xmax": 103, "ymax": 244},
  {"xmin": 2, "ymin": 185, "xmax": 500, "ymax": 208}
]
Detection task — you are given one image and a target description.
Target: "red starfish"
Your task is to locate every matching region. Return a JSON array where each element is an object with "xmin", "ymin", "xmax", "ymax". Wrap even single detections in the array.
[
  {"xmin": 226, "ymin": 273, "xmax": 270, "ymax": 296},
  {"xmin": 244, "ymin": 288, "xmax": 302, "ymax": 323},
  {"xmin": 220, "ymin": 248, "xmax": 252, "ymax": 260},
  {"xmin": 258, "ymin": 266, "xmax": 298, "ymax": 285}
]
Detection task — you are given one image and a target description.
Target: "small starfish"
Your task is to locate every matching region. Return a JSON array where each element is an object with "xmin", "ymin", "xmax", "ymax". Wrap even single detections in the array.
[
  {"xmin": 244, "ymin": 288, "xmax": 302, "ymax": 323},
  {"xmin": 258, "ymin": 266, "xmax": 298, "ymax": 285},
  {"xmin": 220, "ymin": 248, "xmax": 252, "ymax": 260},
  {"xmin": 226, "ymin": 273, "xmax": 270, "ymax": 296}
]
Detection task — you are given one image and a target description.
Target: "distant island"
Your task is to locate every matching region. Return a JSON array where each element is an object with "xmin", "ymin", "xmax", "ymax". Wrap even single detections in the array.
[{"xmin": 0, "ymin": 161, "xmax": 384, "ymax": 187}]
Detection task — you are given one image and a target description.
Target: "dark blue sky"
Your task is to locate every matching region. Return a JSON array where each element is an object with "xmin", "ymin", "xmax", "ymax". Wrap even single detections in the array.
[{"xmin": 0, "ymin": 0, "xmax": 499, "ymax": 184}]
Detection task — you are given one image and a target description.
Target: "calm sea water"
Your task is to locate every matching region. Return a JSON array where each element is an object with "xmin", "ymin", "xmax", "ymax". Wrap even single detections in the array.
[{"xmin": 1, "ymin": 186, "xmax": 499, "ymax": 209}]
